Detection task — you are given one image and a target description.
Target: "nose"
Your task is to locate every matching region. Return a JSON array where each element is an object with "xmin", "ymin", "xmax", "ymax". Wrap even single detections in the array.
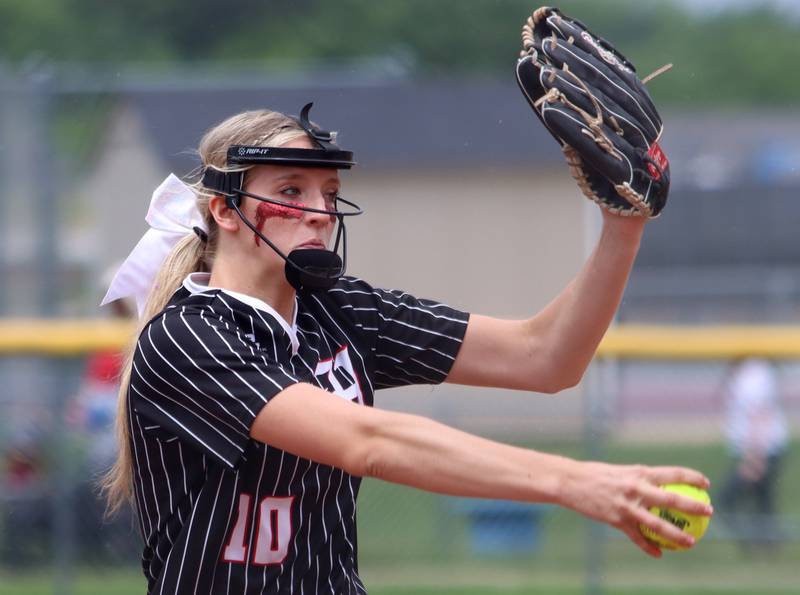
[{"xmin": 303, "ymin": 191, "xmax": 335, "ymax": 225}]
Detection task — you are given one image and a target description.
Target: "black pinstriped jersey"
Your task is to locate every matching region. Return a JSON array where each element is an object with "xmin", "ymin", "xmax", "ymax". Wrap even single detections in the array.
[{"xmin": 127, "ymin": 272, "xmax": 469, "ymax": 594}]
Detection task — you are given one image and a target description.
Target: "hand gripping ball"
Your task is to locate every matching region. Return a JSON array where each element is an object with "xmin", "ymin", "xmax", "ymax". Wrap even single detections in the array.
[{"xmin": 640, "ymin": 483, "xmax": 711, "ymax": 550}]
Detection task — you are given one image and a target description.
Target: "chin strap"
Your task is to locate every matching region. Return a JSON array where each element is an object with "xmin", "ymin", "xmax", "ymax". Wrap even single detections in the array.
[
  {"xmin": 228, "ymin": 199, "xmax": 348, "ymax": 291},
  {"xmin": 198, "ymin": 102, "xmax": 363, "ymax": 291}
]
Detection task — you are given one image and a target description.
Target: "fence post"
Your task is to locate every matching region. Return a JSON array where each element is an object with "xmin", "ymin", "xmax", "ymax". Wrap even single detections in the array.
[
  {"xmin": 582, "ymin": 361, "xmax": 606, "ymax": 595},
  {"xmin": 24, "ymin": 60, "xmax": 74, "ymax": 595},
  {"xmin": 0, "ymin": 62, "xmax": 15, "ymax": 315},
  {"xmin": 26, "ymin": 63, "xmax": 60, "ymax": 315},
  {"xmin": 51, "ymin": 358, "xmax": 77, "ymax": 595}
]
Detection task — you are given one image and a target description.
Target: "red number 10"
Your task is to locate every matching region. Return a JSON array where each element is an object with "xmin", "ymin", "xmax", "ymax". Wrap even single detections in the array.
[{"xmin": 223, "ymin": 494, "xmax": 295, "ymax": 565}]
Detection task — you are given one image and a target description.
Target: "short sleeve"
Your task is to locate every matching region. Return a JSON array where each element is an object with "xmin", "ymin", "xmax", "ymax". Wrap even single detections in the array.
[
  {"xmin": 129, "ymin": 306, "xmax": 298, "ymax": 468},
  {"xmin": 328, "ymin": 279, "xmax": 470, "ymax": 389}
]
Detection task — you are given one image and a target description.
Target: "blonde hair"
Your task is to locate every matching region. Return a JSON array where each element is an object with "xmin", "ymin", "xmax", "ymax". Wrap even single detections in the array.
[{"xmin": 102, "ymin": 109, "xmax": 308, "ymax": 515}]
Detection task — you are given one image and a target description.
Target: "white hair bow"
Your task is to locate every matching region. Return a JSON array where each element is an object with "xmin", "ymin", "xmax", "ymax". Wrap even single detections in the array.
[{"xmin": 101, "ymin": 174, "xmax": 207, "ymax": 317}]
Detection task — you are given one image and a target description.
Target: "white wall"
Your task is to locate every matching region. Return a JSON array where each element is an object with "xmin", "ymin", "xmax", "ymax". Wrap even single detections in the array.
[
  {"xmin": 84, "ymin": 103, "xmax": 168, "ymax": 283},
  {"xmin": 343, "ymin": 166, "xmax": 594, "ymax": 437}
]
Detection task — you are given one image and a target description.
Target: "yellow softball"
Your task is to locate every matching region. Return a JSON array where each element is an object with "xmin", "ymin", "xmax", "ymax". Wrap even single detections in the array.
[{"xmin": 640, "ymin": 483, "xmax": 711, "ymax": 550}]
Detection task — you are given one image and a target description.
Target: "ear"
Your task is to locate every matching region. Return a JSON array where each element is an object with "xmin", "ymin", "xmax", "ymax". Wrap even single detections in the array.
[{"xmin": 208, "ymin": 195, "xmax": 240, "ymax": 233}]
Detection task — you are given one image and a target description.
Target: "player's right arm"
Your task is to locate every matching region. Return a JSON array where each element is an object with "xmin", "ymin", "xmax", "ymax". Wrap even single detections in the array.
[{"xmin": 251, "ymin": 382, "xmax": 712, "ymax": 557}]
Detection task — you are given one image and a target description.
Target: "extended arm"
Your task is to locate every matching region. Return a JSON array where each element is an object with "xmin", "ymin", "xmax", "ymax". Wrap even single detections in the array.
[
  {"xmin": 447, "ymin": 212, "xmax": 644, "ymax": 392},
  {"xmin": 252, "ymin": 381, "xmax": 712, "ymax": 557}
]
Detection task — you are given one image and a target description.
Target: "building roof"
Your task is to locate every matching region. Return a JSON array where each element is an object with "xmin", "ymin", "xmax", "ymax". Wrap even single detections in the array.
[
  {"xmin": 128, "ymin": 77, "xmax": 564, "ymax": 176},
  {"xmin": 124, "ymin": 77, "xmax": 800, "ymax": 271}
]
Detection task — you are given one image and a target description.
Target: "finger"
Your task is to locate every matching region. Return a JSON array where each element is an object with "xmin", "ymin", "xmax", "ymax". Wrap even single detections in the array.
[
  {"xmin": 635, "ymin": 507, "xmax": 697, "ymax": 550},
  {"xmin": 647, "ymin": 466, "xmax": 711, "ymax": 490},
  {"xmin": 622, "ymin": 524, "xmax": 663, "ymax": 558},
  {"xmin": 650, "ymin": 489, "xmax": 714, "ymax": 517},
  {"xmin": 633, "ymin": 480, "xmax": 714, "ymax": 517}
]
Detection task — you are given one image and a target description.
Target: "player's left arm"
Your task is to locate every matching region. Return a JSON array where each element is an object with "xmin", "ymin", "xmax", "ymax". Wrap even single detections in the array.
[{"xmin": 446, "ymin": 212, "xmax": 644, "ymax": 393}]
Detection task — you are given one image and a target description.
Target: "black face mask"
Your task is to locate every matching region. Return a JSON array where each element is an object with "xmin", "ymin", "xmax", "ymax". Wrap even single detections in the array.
[{"xmin": 200, "ymin": 103, "xmax": 364, "ymax": 291}]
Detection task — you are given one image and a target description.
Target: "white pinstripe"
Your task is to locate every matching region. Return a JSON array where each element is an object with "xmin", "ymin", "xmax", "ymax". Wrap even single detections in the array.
[
  {"xmin": 157, "ymin": 440, "xmax": 176, "ymax": 545},
  {"xmin": 274, "ymin": 454, "xmax": 301, "ymax": 593},
  {"xmin": 198, "ymin": 309, "xmax": 299, "ymax": 390},
  {"xmin": 376, "ymin": 333, "xmax": 428, "ymax": 353},
  {"xmin": 130, "ymin": 411, "xmax": 158, "ymax": 582},
  {"xmin": 134, "ymin": 414, "xmax": 166, "ymax": 563},
  {"xmin": 131, "ymin": 363, "xmax": 244, "ymax": 464},
  {"xmin": 375, "ymin": 367, "xmax": 439, "ymax": 385},
  {"xmin": 178, "ymin": 443, "xmax": 193, "ymax": 509},
  {"xmin": 176, "ymin": 309, "xmax": 276, "ymax": 405},
  {"xmin": 209, "ymin": 309, "xmax": 299, "ymax": 387},
  {"xmin": 329, "ymin": 286, "xmax": 466, "ymax": 317},
  {"xmin": 375, "ymin": 312, "xmax": 464, "ymax": 341},
  {"xmin": 222, "ymin": 471, "xmax": 241, "ymax": 595},
  {"xmin": 142, "ymin": 324, "xmax": 251, "ymax": 435},
  {"xmin": 332, "ymin": 470, "xmax": 356, "ymax": 593},
  {"xmin": 289, "ymin": 460, "xmax": 313, "ymax": 588},
  {"xmin": 409, "ymin": 356, "xmax": 449, "ymax": 377}
]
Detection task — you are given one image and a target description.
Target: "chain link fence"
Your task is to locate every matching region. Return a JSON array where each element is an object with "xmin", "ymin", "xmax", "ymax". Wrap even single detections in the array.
[
  {"xmin": 1, "ymin": 63, "xmax": 799, "ymax": 594},
  {"xmin": 1, "ymin": 342, "xmax": 799, "ymax": 594}
]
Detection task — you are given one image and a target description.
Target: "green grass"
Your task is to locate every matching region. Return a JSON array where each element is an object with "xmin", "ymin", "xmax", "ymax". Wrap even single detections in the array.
[
  {"xmin": 1, "ymin": 440, "xmax": 798, "ymax": 594},
  {"xmin": 1, "ymin": 570, "xmax": 797, "ymax": 595},
  {"xmin": 0, "ymin": 570, "xmax": 141, "ymax": 595},
  {"xmin": 356, "ymin": 438, "xmax": 800, "ymax": 593}
]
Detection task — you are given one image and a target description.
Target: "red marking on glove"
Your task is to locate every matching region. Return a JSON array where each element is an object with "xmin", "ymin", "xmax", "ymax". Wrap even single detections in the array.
[
  {"xmin": 253, "ymin": 202, "xmax": 304, "ymax": 246},
  {"xmin": 647, "ymin": 142, "xmax": 669, "ymax": 181}
]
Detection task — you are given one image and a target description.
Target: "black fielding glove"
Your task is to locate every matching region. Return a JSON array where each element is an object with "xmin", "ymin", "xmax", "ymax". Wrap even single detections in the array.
[{"xmin": 516, "ymin": 6, "xmax": 670, "ymax": 217}]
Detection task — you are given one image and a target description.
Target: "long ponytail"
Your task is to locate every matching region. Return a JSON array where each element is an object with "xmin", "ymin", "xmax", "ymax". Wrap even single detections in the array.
[
  {"xmin": 101, "ymin": 108, "xmax": 307, "ymax": 515},
  {"xmin": 101, "ymin": 233, "xmax": 210, "ymax": 515}
]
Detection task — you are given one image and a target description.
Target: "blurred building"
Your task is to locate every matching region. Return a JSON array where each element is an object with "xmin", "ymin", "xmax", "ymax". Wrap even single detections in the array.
[
  {"xmin": 84, "ymin": 79, "xmax": 584, "ymax": 321},
  {"xmin": 626, "ymin": 110, "xmax": 800, "ymax": 324},
  {"xmin": 74, "ymin": 78, "xmax": 588, "ymax": 434},
  {"xmin": 2, "ymin": 73, "xmax": 800, "ymax": 436}
]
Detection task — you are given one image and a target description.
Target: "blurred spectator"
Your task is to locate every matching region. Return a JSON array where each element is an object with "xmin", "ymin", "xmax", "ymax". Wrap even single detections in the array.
[
  {"xmin": 65, "ymin": 270, "xmax": 138, "ymax": 563},
  {"xmin": 66, "ymin": 305, "xmax": 129, "ymax": 476},
  {"xmin": 1, "ymin": 415, "xmax": 53, "ymax": 567},
  {"xmin": 718, "ymin": 358, "xmax": 789, "ymax": 553}
]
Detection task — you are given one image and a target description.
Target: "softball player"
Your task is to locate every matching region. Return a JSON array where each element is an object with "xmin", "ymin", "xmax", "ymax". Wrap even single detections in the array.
[{"xmin": 102, "ymin": 105, "xmax": 712, "ymax": 594}]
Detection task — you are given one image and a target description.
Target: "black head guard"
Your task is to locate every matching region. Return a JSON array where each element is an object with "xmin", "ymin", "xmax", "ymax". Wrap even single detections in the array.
[{"xmin": 201, "ymin": 103, "xmax": 363, "ymax": 291}]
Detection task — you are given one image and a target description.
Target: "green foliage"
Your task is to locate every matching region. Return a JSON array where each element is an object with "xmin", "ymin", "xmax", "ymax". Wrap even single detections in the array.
[{"xmin": 1, "ymin": 0, "xmax": 799, "ymax": 104}]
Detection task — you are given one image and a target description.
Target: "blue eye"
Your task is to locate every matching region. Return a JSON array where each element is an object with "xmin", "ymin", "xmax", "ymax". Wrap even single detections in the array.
[{"xmin": 281, "ymin": 186, "xmax": 300, "ymax": 197}]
